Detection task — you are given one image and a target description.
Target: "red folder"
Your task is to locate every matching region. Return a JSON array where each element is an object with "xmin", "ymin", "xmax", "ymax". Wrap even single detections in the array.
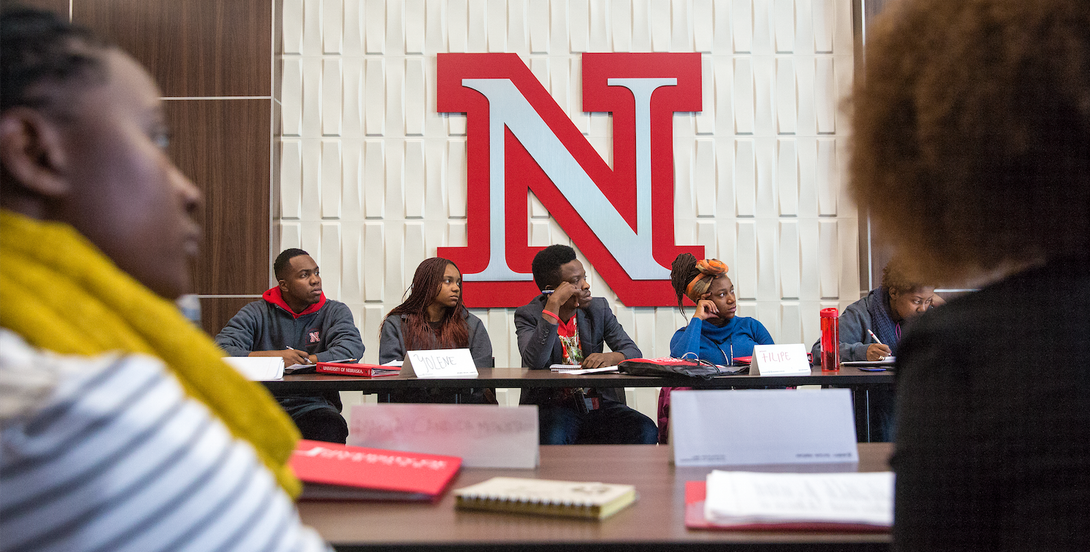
[
  {"xmin": 315, "ymin": 362, "xmax": 400, "ymax": 377},
  {"xmin": 684, "ymin": 481, "xmax": 889, "ymax": 533},
  {"xmin": 291, "ymin": 440, "xmax": 461, "ymax": 501}
]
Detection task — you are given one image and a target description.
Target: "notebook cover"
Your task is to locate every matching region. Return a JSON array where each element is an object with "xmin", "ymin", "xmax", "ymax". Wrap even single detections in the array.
[
  {"xmin": 315, "ymin": 362, "xmax": 401, "ymax": 377},
  {"xmin": 454, "ymin": 477, "xmax": 636, "ymax": 520},
  {"xmin": 291, "ymin": 440, "xmax": 461, "ymax": 501},
  {"xmin": 684, "ymin": 481, "xmax": 889, "ymax": 533}
]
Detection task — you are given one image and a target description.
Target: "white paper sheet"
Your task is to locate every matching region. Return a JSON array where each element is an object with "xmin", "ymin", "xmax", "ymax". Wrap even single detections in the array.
[
  {"xmin": 704, "ymin": 470, "xmax": 894, "ymax": 527},
  {"xmin": 223, "ymin": 357, "xmax": 284, "ymax": 380}
]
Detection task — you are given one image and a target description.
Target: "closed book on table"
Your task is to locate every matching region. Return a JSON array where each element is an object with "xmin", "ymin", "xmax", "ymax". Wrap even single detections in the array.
[
  {"xmin": 290, "ymin": 440, "xmax": 461, "ymax": 501},
  {"xmin": 454, "ymin": 477, "xmax": 636, "ymax": 520},
  {"xmin": 315, "ymin": 362, "xmax": 400, "ymax": 377}
]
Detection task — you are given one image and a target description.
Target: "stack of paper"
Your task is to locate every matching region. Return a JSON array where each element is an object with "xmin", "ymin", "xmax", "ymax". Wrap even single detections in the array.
[
  {"xmin": 549, "ymin": 365, "xmax": 619, "ymax": 374},
  {"xmin": 686, "ymin": 471, "xmax": 894, "ymax": 532},
  {"xmin": 222, "ymin": 357, "xmax": 284, "ymax": 380}
]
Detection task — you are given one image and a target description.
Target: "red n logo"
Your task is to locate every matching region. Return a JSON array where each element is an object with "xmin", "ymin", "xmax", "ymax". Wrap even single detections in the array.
[{"xmin": 437, "ymin": 53, "xmax": 704, "ymax": 307}]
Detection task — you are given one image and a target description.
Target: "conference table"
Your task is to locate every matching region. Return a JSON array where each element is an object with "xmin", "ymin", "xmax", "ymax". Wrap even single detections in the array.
[
  {"xmin": 298, "ymin": 443, "xmax": 894, "ymax": 551},
  {"xmin": 262, "ymin": 366, "xmax": 895, "ymax": 441}
]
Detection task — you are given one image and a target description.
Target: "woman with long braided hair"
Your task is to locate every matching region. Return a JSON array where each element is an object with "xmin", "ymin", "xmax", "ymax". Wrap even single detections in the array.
[{"xmin": 378, "ymin": 257, "xmax": 495, "ymax": 403}]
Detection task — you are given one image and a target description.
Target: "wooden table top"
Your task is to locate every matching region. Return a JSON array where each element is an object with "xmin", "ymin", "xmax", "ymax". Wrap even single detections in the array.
[
  {"xmin": 299, "ymin": 443, "xmax": 894, "ymax": 551},
  {"xmin": 262, "ymin": 366, "xmax": 894, "ymax": 392}
]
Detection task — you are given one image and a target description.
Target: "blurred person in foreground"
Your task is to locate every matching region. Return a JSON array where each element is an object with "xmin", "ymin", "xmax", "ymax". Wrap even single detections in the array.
[
  {"xmin": 852, "ymin": 0, "xmax": 1090, "ymax": 549},
  {"xmin": 0, "ymin": 8, "xmax": 327, "ymax": 551}
]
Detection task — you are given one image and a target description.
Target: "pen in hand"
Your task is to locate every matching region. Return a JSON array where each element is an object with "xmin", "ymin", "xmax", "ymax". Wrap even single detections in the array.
[
  {"xmin": 866, "ymin": 330, "xmax": 892, "ymax": 361},
  {"xmin": 867, "ymin": 329, "xmax": 884, "ymax": 345},
  {"xmin": 286, "ymin": 346, "xmax": 313, "ymax": 364}
]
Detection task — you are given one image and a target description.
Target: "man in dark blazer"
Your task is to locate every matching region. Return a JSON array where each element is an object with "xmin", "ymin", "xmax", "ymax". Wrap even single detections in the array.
[{"xmin": 514, "ymin": 245, "xmax": 658, "ymax": 444}]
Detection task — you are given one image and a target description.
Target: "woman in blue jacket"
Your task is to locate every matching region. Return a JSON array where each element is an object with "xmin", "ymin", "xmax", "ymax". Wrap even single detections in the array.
[{"xmin": 657, "ymin": 253, "xmax": 774, "ymax": 443}]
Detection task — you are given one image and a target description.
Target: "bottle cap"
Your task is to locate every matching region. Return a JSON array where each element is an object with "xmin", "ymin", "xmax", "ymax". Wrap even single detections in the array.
[{"xmin": 820, "ymin": 307, "xmax": 839, "ymax": 318}]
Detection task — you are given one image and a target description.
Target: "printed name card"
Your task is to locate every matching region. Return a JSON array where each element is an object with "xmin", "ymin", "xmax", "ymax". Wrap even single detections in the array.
[
  {"xmin": 402, "ymin": 348, "xmax": 478, "ymax": 378},
  {"xmin": 670, "ymin": 389, "xmax": 858, "ymax": 466},
  {"xmin": 349, "ymin": 404, "xmax": 539, "ymax": 468},
  {"xmin": 750, "ymin": 344, "xmax": 811, "ymax": 376}
]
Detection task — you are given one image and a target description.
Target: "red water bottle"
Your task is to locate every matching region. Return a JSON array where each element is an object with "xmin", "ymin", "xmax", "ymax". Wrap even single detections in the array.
[{"xmin": 820, "ymin": 307, "xmax": 840, "ymax": 371}]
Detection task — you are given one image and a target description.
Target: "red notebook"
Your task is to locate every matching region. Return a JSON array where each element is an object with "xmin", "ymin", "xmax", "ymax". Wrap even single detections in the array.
[
  {"xmin": 684, "ymin": 481, "xmax": 889, "ymax": 533},
  {"xmin": 315, "ymin": 362, "xmax": 400, "ymax": 377},
  {"xmin": 291, "ymin": 440, "xmax": 461, "ymax": 501}
]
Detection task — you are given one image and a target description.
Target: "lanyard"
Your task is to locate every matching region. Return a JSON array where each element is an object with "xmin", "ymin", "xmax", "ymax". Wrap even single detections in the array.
[{"xmin": 705, "ymin": 334, "xmax": 734, "ymax": 366}]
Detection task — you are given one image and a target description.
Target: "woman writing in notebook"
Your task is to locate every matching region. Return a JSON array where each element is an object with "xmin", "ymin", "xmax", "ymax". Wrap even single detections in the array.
[
  {"xmin": 808, "ymin": 258, "xmax": 940, "ymax": 442},
  {"xmin": 656, "ymin": 253, "xmax": 775, "ymax": 443},
  {"xmin": 379, "ymin": 257, "xmax": 495, "ymax": 403},
  {"xmin": 810, "ymin": 257, "xmax": 941, "ymax": 364}
]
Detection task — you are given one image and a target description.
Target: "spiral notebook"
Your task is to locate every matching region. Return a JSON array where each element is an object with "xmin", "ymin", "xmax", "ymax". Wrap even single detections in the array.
[{"xmin": 453, "ymin": 477, "xmax": 636, "ymax": 520}]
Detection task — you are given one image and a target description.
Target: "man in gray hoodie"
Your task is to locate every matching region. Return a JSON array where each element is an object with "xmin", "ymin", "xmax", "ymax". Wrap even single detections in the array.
[{"xmin": 217, "ymin": 248, "xmax": 364, "ymax": 443}]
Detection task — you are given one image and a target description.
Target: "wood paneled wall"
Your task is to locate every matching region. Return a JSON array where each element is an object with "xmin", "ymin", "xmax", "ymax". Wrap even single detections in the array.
[{"xmin": 12, "ymin": 0, "xmax": 279, "ymax": 336}]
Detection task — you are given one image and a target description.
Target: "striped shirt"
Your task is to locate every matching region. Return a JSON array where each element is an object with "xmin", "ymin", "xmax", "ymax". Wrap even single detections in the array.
[{"xmin": 0, "ymin": 330, "xmax": 330, "ymax": 552}]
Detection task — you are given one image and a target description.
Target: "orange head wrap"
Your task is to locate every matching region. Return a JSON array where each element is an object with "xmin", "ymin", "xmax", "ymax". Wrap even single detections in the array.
[{"xmin": 685, "ymin": 258, "xmax": 728, "ymax": 301}]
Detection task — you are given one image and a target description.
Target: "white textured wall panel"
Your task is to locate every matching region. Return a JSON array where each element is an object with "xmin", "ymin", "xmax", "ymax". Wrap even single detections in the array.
[
  {"xmin": 343, "ymin": 60, "xmax": 364, "ymax": 138},
  {"xmin": 277, "ymin": 0, "xmax": 860, "ymax": 367},
  {"xmin": 344, "ymin": 0, "xmax": 364, "ymax": 55},
  {"xmin": 649, "ymin": 0, "xmax": 669, "ymax": 51},
  {"xmin": 777, "ymin": 138, "xmax": 797, "ymax": 216},
  {"xmin": 775, "ymin": 59, "xmax": 796, "ymax": 134},
  {"xmin": 321, "ymin": 140, "xmax": 342, "ymax": 219},
  {"xmin": 612, "ymin": 0, "xmax": 632, "ymax": 52},
  {"xmin": 324, "ymin": 0, "xmax": 344, "ymax": 54},
  {"xmin": 404, "ymin": 59, "xmax": 427, "ymax": 135},
  {"xmin": 733, "ymin": 58, "xmax": 753, "ymax": 134},
  {"xmin": 280, "ymin": 139, "xmax": 302, "ymax": 218},
  {"xmin": 283, "ymin": 0, "xmax": 304, "ymax": 54},
  {"xmin": 300, "ymin": 0, "xmax": 322, "ymax": 56},
  {"xmin": 404, "ymin": 140, "xmax": 426, "ymax": 218},
  {"xmin": 696, "ymin": 55, "xmax": 715, "ymax": 134},
  {"xmin": 794, "ymin": 0, "xmax": 814, "ymax": 55},
  {"xmin": 734, "ymin": 139, "xmax": 756, "ymax": 217},
  {"xmin": 320, "ymin": 222, "xmax": 342, "ymax": 298},
  {"xmin": 467, "ymin": 0, "xmax": 488, "ymax": 52},
  {"xmin": 386, "ymin": 1, "xmax": 406, "ymax": 55},
  {"xmin": 405, "ymin": 0, "xmax": 426, "ymax": 54}
]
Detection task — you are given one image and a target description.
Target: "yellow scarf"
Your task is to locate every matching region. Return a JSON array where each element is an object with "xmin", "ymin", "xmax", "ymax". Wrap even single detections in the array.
[{"xmin": 0, "ymin": 210, "xmax": 301, "ymax": 496}]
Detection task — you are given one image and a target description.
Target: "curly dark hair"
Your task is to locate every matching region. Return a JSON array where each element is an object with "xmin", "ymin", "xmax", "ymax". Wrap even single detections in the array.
[
  {"xmin": 0, "ymin": 7, "xmax": 110, "ymax": 116},
  {"xmin": 531, "ymin": 244, "xmax": 577, "ymax": 291},
  {"xmin": 851, "ymin": 0, "xmax": 1090, "ymax": 284},
  {"xmin": 273, "ymin": 248, "xmax": 309, "ymax": 281},
  {"xmin": 880, "ymin": 257, "xmax": 930, "ymax": 295}
]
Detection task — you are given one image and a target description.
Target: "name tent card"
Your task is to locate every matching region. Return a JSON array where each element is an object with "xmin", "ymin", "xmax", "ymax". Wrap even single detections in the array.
[
  {"xmin": 402, "ymin": 348, "xmax": 478, "ymax": 378},
  {"xmin": 750, "ymin": 344, "xmax": 811, "ymax": 376},
  {"xmin": 349, "ymin": 404, "xmax": 539, "ymax": 468},
  {"xmin": 670, "ymin": 389, "xmax": 858, "ymax": 466}
]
